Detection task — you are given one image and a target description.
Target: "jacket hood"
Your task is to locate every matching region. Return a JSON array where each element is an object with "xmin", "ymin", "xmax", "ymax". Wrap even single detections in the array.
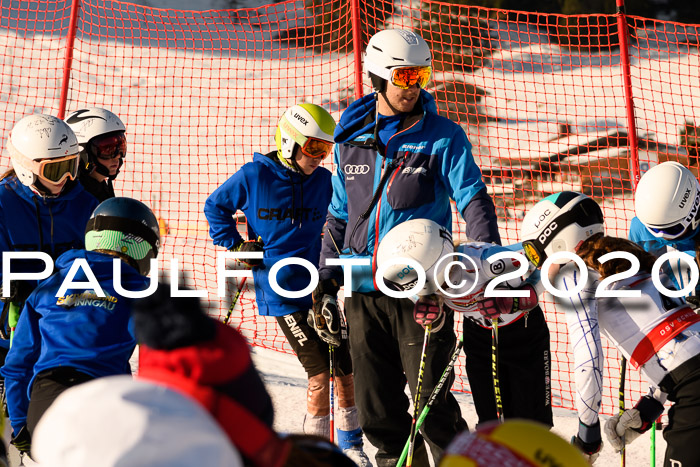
[
  {"xmin": 31, "ymin": 375, "xmax": 243, "ymax": 467},
  {"xmin": 334, "ymin": 89, "xmax": 438, "ymax": 144}
]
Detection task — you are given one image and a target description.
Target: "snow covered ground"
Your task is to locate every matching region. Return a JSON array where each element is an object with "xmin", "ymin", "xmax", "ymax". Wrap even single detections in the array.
[{"xmin": 252, "ymin": 345, "xmax": 667, "ymax": 466}]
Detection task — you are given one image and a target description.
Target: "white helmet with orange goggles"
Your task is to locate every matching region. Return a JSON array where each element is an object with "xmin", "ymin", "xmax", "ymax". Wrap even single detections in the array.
[
  {"xmin": 274, "ymin": 103, "xmax": 336, "ymax": 173},
  {"xmin": 65, "ymin": 107, "xmax": 126, "ymax": 180},
  {"xmin": 8, "ymin": 114, "xmax": 80, "ymax": 195},
  {"xmin": 365, "ymin": 29, "xmax": 432, "ymax": 91}
]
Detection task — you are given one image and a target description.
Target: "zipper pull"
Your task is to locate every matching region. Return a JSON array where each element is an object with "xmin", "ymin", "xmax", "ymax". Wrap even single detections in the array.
[{"xmin": 524, "ymin": 310, "xmax": 530, "ymax": 328}]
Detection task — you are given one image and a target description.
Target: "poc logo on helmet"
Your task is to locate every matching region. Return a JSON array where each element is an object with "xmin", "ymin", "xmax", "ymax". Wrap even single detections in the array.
[
  {"xmin": 533, "ymin": 209, "xmax": 551, "ymax": 229},
  {"xmin": 396, "ymin": 265, "xmax": 414, "ymax": 280},
  {"xmin": 538, "ymin": 221, "xmax": 558, "ymax": 244}
]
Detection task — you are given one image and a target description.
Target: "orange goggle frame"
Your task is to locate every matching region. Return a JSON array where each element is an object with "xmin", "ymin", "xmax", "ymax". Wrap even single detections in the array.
[
  {"xmin": 30, "ymin": 154, "xmax": 80, "ymax": 185},
  {"xmin": 390, "ymin": 66, "xmax": 432, "ymax": 89},
  {"xmin": 300, "ymin": 137, "xmax": 334, "ymax": 159}
]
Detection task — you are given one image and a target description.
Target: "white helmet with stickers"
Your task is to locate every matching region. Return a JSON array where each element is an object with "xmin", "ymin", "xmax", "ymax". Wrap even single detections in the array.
[
  {"xmin": 520, "ymin": 191, "xmax": 604, "ymax": 267},
  {"xmin": 635, "ymin": 161, "xmax": 700, "ymax": 240},
  {"xmin": 8, "ymin": 113, "xmax": 80, "ymax": 196},
  {"xmin": 274, "ymin": 103, "xmax": 336, "ymax": 172},
  {"xmin": 65, "ymin": 107, "xmax": 127, "ymax": 179},
  {"xmin": 376, "ymin": 218, "xmax": 453, "ymax": 296},
  {"xmin": 364, "ymin": 29, "xmax": 432, "ymax": 91}
]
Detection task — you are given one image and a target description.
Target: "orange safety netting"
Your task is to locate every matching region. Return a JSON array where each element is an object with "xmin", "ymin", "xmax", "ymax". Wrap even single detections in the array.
[{"xmin": 1, "ymin": 0, "xmax": 699, "ymax": 418}]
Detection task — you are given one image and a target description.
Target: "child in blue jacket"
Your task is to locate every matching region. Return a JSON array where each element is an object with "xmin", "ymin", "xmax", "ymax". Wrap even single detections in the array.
[
  {"xmin": 1, "ymin": 197, "xmax": 160, "ymax": 458},
  {"xmin": 204, "ymin": 103, "xmax": 369, "ymax": 465}
]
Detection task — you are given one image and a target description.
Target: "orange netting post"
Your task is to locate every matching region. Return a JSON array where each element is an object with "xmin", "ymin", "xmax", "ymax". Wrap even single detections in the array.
[
  {"xmin": 350, "ymin": 0, "xmax": 364, "ymax": 100},
  {"xmin": 57, "ymin": 0, "xmax": 81, "ymax": 119},
  {"xmin": 617, "ymin": 0, "xmax": 641, "ymax": 186}
]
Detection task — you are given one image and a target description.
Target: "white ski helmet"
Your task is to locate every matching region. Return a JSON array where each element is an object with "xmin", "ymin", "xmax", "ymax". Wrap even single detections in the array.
[
  {"xmin": 520, "ymin": 191, "xmax": 604, "ymax": 267},
  {"xmin": 8, "ymin": 113, "xmax": 80, "ymax": 195},
  {"xmin": 635, "ymin": 161, "xmax": 700, "ymax": 239},
  {"xmin": 274, "ymin": 103, "xmax": 336, "ymax": 172},
  {"xmin": 65, "ymin": 107, "xmax": 126, "ymax": 180},
  {"xmin": 376, "ymin": 218, "xmax": 453, "ymax": 296},
  {"xmin": 364, "ymin": 29, "xmax": 432, "ymax": 91}
]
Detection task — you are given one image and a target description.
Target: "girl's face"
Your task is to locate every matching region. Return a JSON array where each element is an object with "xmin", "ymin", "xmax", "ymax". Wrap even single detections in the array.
[{"xmin": 293, "ymin": 149, "xmax": 321, "ymax": 176}]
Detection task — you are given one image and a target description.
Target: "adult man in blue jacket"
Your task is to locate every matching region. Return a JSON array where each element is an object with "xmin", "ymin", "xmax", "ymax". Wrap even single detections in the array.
[
  {"xmin": 1, "ymin": 197, "xmax": 160, "ymax": 458},
  {"xmin": 315, "ymin": 29, "xmax": 501, "ymax": 466}
]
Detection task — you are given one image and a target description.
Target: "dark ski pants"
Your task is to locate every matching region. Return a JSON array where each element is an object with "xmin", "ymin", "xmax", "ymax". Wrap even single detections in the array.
[
  {"xmin": 276, "ymin": 309, "xmax": 352, "ymax": 378},
  {"xmin": 26, "ymin": 367, "xmax": 94, "ymax": 436},
  {"xmin": 463, "ymin": 305, "xmax": 553, "ymax": 428},
  {"xmin": 346, "ymin": 292, "xmax": 467, "ymax": 467},
  {"xmin": 663, "ymin": 359, "xmax": 700, "ymax": 467}
]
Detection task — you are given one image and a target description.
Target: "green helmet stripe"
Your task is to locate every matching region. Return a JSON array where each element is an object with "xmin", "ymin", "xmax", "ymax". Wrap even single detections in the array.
[{"xmin": 85, "ymin": 230, "xmax": 153, "ymax": 261}]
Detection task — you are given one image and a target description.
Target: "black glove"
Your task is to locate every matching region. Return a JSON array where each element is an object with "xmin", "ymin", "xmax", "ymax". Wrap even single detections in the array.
[
  {"xmin": 11, "ymin": 426, "xmax": 31, "ymax": 455},
  {"xmin": 308, "ymin": 279, "xmax": 344, "ymax": 347},
  {"xmin": 0, "ymin": 282, "xmax": 16, "ymax": 303},
  {"xmin": 231, "ymin": 238, "xmax": 264, "ymax": 268},
  {"xmin": 413, "ymin": 294, "xmax": 446, "ymax": 332},
  {"xmin": 686, "ymin": 295, "xmax": 700, "ymax": 310},
  {"xmin": 571, "ymin": 420, "xmax": 602, "ymax": 464}
]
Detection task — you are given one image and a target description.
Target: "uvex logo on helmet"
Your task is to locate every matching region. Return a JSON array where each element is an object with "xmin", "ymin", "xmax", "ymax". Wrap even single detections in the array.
[
  {"xmin": 533, "ymin": 209, "xmax": 551, "ymax": 229},
  {"xmin": 679, "ymin": 188, "xmax": 691, "ymax": 209},
  {"xmin": 293, "ymin": 113, "xmax": 308, "ymax": 126},
  {"xmin": 344, "ymin": 164, "xmax": 370, "ymax": 175},
  {"xmin": 538, "ymin": 221, "xmax": 558, "ymax": 244}
]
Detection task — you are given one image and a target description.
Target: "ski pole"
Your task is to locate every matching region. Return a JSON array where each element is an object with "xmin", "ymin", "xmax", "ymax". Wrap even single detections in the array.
[
  {"xmin": 491, "ymin": 319, "xmax": 504, "ymax": 422},
  {"xmin": 223, "ymin": 277, "xmax": 247, "ymax": 325},
  {"xmin": 650, "ymin": 420, "xmax": 655, "ymax": 467},
  {"xmin": 406, "ymin": 323, "xmax": 432, "ymax": 467},
  {"xmin": 619, "ymin": 356, "xmax": 627, "ymax": 467},
  {"xmin": 329, "ymin": 344, "xmax": 335, "ymax": 443},
  {"xmin": 397, "ymin": 335, "xmax": 463, "ymax": 467}
]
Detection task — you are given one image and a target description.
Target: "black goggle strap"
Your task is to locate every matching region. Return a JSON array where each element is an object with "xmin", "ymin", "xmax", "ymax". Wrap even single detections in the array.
[
  {"xmin": 85, "ymin": 216, "xmax": 160, "ymax": 253},
  {"xmin": 523, "ymin": 199, "xmax": 603, "ymax": 267}
]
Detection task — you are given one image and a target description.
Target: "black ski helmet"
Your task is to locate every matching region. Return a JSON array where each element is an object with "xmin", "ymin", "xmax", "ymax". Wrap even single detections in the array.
[{"xmin": 85, "ymin": 197, "xmax": 160, "ymax": 275}]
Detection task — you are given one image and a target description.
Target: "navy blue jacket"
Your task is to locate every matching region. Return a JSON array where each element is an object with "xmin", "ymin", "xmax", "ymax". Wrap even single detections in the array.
[
  {"xmin": 0, "ymin": 249, "xmax": 149, "ymax": 433},
  {"xmin": 204, "ymin": 152, "xmax": 332, "ymax": 316}
]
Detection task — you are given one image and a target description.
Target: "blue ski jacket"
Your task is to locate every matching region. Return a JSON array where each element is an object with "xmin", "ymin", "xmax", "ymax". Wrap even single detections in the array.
[
  {"xmin": 629, "ymin": 216, "xmax": 700, "ymax": 296},
  {"xmin": 204, "ymin": 152, "xmax": 332, "ymax": 316},
  {"xmin": 0, "ymin": 249, "xmax": 149, "ymax": 433},
  {"xmin": 319, "ymin": 90, "xmax": 500, "ymax": 293},
  {"xmin": 0, "ymin": 177, "xmax": 99, "ymax": 347}
]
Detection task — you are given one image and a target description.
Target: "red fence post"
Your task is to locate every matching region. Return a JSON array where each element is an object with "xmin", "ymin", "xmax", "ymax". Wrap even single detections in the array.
[
  {"xmin": 616, "ymin": 0, "xmax": 641, "ymax": 188},
  {"xmin": 57, "ymin": 0, "xmax": 81, "ymax": 119},
  {"xmin": 350, "ymin": 0, "xmax": 364, "ymax": 99}
]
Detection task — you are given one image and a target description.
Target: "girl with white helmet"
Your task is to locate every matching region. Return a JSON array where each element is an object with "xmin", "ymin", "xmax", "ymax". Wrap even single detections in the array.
[
  {"xmin": 521, "ymin": 191, "xmax": 700, "ymax": 466},
  {"xmin": 630, "ymin": 161, "xmax": 700, "ymax": 301},
  {"xmin": 65, "ymin": 107, "xmax": 127, "ymax": 202},
  {"xmin": 0, "ymin": 113, "xmax": 99, "ymax": 455},
  {"xmin": 204, "ymin": 103, "xmax": 370, "ymax": 465}
]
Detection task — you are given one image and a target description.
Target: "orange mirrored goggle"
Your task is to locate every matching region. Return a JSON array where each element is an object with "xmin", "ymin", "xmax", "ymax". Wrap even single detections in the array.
[
  {"xmin": 390, "ymin": 66, "xmax": 432, "ymax": 89},
  {"xmin": 300, "ymin": 137, "xmax": 334, "ymax": 159},
  {"xmin": 31, "ymin": 153, "xmax": 80, "ymax": 185}
]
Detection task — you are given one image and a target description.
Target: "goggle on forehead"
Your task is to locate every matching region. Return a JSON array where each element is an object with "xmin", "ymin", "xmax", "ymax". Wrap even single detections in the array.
[
  {"xmin": 389, "ymin": 66, "xmax": 432, "ymax": 90},
  {"xmin": 88, "ymin": 132, "xmax": 127, "ymax": 160},
  {"xmin": 522, "ymin": 199, "xmax": 603, "ymax": 268},
  {"xmin": 31, "ymin": 153, "xmax": 80, "ymax": 185}
]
